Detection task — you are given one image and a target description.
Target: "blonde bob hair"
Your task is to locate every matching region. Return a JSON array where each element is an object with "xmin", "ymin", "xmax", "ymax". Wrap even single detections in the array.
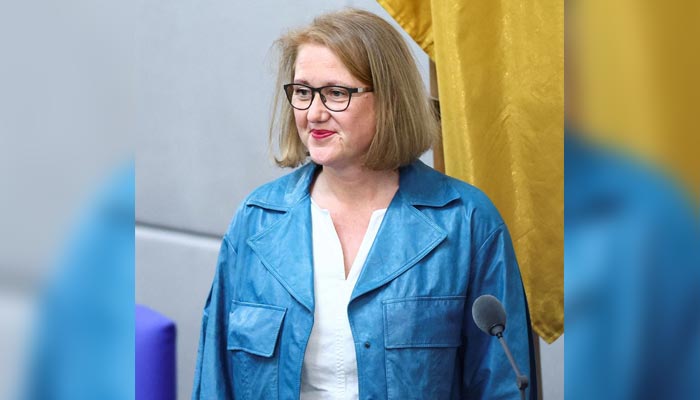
[{"xmin": 269, "ymin": 8, "xmax": 439, "ymax": 170}]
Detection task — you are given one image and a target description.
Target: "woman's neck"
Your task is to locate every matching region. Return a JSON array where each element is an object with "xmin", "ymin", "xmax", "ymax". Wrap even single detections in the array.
[{"xmin": 311, "ymin": 164, "xmax": 399, "ymax": 210}]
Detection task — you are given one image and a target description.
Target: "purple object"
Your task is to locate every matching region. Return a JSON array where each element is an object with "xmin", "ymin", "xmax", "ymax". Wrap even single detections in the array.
[{"xmin": 136, "ymin": 304, "xmax": 176, "ymax": 400}]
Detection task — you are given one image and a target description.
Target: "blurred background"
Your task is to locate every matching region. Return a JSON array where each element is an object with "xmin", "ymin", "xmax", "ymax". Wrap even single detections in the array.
[
  {"xmin": 565, "ymin": 0, "xmax": 700, "ymax": 398},
  {"xmin": 0, "ymin": 0, "xmax": 134, "ymax": 398}
]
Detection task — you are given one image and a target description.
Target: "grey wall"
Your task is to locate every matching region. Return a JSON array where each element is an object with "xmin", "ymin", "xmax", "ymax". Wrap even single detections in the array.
[
  {"xmin": 133, "ymin": 1, "xmax": 562, "ymax": 399},
  {"xmin": 540, "ymin": 336, "xmax": 565, "ymax": 399}
]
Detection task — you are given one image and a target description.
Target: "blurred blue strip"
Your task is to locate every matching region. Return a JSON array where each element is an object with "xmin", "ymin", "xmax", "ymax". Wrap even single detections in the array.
[
  {"xmin": 22, "ymin": 161, "xmax": 134, "ymax": 400},
  {"xmin": 565, "ymin": 130, "xmax": 700, "ymax": 400}
]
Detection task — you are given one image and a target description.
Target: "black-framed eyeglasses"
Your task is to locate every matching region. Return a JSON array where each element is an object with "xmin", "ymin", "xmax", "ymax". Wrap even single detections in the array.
[{"xmin": 283, "ymin": 83, "xmax": 373, "ymax": 112}]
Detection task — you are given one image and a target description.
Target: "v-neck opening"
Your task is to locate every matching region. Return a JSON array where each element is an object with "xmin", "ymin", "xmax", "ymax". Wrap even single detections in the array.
[{"xmin": 310, "ymin": 198, "xmax": 387, "ymax": 282}]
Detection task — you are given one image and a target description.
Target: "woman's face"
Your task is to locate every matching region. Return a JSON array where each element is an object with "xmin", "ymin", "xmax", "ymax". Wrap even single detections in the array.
[{"xmin": 292, "ymin": 43, "xmax": 376, "ymax": 171}]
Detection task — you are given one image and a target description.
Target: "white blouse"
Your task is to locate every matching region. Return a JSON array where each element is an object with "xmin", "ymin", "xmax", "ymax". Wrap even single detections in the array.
[{"xmin": 300, "ymin": 199, "xmax": 387, "ymax": 400}]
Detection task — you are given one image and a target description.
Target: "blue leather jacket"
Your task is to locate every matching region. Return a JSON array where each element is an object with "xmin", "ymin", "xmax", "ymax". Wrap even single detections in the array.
[{"xmin": 192, "ymin": 160, "xmax": 534, "ymax": 399}]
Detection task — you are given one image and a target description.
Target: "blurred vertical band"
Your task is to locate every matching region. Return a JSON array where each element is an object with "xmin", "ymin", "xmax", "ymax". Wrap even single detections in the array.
[
  {"xmin": 0, "ymin": 1, "xmax": 136, "ymax": 398},
  {"xmin": 22, "ymin": 163, "xmax": 135, "ymax": 400},
  {"xmin": 566, "ymin": 0, "xmax": 700, "ymax": 398}
]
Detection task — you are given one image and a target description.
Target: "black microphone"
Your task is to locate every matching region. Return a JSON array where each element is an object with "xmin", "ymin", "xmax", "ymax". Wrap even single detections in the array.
[{"xmin": 472, "ymin": 295, "xmax": 529, "ymax": 400}]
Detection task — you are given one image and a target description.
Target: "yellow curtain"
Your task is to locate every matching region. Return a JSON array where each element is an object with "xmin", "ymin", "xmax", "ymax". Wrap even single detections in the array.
[{"xmin": 378, "ymin": 0, "xmax": 564, "ymax": 343}]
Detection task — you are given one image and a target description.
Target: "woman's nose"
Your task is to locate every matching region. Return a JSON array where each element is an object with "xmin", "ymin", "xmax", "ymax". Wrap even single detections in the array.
[{"xmin": 306, "ymin": 94, "xmax": 329, "ymax": 122}]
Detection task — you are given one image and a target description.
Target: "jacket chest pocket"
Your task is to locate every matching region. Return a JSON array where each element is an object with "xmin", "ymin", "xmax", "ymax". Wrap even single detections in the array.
[
  {"xmin": 227, "ymin": 301, "xmax": 286, "ymax": 400},
  {"xmin": 383, "ymin": 296, "xmax": 465, "ymax": 400}
]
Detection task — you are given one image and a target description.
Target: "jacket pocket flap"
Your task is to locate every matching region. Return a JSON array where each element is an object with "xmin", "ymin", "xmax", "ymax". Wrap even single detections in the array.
[
  {"xmin": 383, "ymin": 296, "xmax": 464, "ymax": 349},
  {"xmin": 227, "ymin": 301, "xmax": 286, "ymax": 357}
]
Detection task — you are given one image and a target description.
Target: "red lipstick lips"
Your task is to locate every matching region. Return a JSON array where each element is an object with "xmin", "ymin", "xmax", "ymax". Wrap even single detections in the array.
[{"xmin": 310, "ymin": 129, "xmax": 336, "ymax": 139}]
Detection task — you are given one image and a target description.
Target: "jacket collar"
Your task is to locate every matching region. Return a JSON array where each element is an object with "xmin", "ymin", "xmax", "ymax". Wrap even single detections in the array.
[
  {"xmin": 246, "ymin": 160, "xmax": 460, "ymax": 312},
  {"xmin": 246, "ymin": 159, "xmax": 460, "ymax": 210}
]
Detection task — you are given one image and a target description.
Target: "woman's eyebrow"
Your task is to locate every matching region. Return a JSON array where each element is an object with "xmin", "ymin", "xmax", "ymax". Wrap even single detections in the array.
[{"xmin": 292, "ymin": 78, "xmax": 348, "ymax": 86}]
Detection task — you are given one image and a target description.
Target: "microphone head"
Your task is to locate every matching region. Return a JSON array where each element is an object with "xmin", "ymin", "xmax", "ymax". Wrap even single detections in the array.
[{"xmin": 472, "ymin": 295, "xmax": 507, "ymax": 336}]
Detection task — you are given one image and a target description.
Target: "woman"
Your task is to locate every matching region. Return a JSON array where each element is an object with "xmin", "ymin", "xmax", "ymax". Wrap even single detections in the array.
[{"xmin": 193, "ymin": 8, "xmax": 533, "ymax": 400}]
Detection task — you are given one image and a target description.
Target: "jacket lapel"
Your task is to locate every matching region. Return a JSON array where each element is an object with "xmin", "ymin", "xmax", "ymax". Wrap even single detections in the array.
[
  {"xmin": 350, "ymin": 191, "xmax": 447, "ymax": 302},
  {"xmin": 247, "ymin": 198, "xmax": 315, "ymax": 313},
  {"xmin": 245, "ymin": 164, "xmax": 317, "ymax": 313},
  {"xmin": 350, "ymin": 161, "xmax": 459, "ymax": 302}
]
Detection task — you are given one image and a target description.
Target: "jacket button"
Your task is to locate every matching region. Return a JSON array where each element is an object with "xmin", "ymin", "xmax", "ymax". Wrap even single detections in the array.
[{"xmin": 364, "ymin": 341, "xmax": 371, "ymax": 349}]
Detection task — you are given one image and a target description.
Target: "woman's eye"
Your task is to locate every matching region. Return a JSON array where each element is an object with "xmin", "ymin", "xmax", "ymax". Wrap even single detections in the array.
[
  {"xmin": 329, "ymin": 89, "xmax": 347, "ymax": 98},
  {"xmin": 295, "ymin": 88, "xmax": 311, "ymax": 97}
]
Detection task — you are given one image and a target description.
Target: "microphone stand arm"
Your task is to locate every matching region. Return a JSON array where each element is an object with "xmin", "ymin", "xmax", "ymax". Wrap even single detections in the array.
[{"xmin": 496, "ymin": 332, "xmax": 529, "ymax": 400}]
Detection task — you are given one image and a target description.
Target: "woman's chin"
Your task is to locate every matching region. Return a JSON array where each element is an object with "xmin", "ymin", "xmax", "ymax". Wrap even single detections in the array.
[{"xmin": 307, "ymin": 151, "xmax": 336, "ymax": 167}]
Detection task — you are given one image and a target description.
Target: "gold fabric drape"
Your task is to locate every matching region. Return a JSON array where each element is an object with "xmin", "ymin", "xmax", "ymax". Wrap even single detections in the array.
[{"xmin": 378, "ymin": 0, "xmax": 564, "ymax": 343}]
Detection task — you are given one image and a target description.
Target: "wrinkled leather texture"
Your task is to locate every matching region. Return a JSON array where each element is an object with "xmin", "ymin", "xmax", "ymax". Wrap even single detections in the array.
[{"xmin": 192, "ymin": 160, "xmax": 533, "ymax": 400}]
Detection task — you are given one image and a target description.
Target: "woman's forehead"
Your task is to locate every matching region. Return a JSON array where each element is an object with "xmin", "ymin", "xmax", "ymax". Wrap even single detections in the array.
[{"xmin": 293, "ymin": 44, "xmax": 359, "ymax": 86}]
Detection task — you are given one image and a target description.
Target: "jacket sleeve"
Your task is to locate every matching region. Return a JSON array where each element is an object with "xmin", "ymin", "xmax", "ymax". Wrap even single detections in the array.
[
  {"xmin": 462, "ymin": 224, "xmax": 535, "ymax": 400},
  {"xmin": 191, "ymin": 236, "xmax": 237, "ymax": 399}
]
